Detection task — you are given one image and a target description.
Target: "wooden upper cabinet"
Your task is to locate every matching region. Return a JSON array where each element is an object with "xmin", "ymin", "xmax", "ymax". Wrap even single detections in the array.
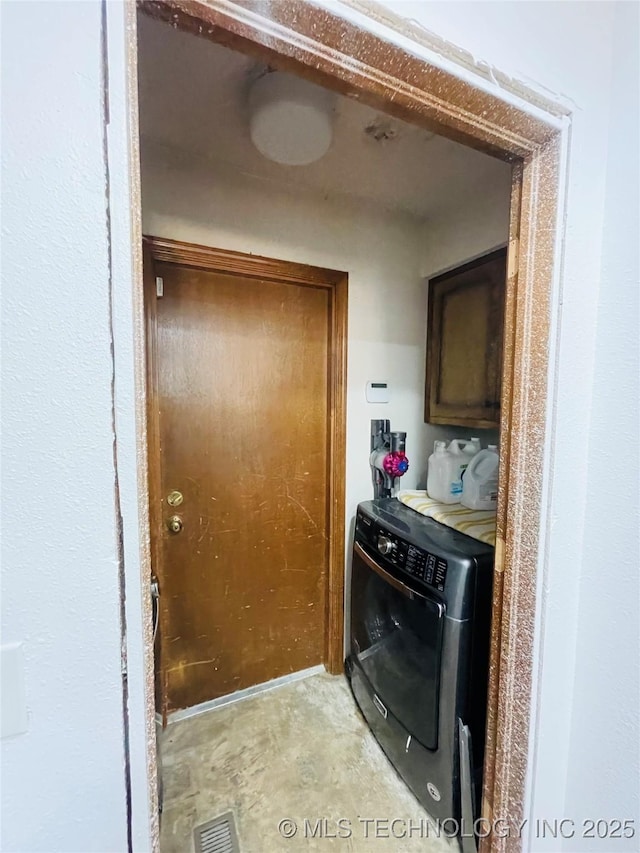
[{"xmin": 425, "ymin": 248, "xmax": 507, "ymax": 429}]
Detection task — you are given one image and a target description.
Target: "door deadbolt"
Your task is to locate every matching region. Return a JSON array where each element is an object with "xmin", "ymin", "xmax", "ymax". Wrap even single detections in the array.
[
  {"xmin": 166, "ymin": 515, "xmax": 183, "ymax": 535},
  {"xmin": 167, "ymin": 490, "xmax": 184, "ymax": 507}
]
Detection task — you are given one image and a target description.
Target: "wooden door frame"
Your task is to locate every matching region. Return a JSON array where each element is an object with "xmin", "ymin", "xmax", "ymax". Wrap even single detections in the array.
[
  {"xmin": 144, "ymin": 236, "xmax": 348, "ymax": 700},
  {"xmin": 126, "ymin": 3, "xmax": 569, "ymax": 851}
]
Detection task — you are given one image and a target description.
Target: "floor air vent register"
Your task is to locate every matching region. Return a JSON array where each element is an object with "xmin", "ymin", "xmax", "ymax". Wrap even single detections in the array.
[{"xmin": 193, "ymin": 812, "xmax": 240, "ymax": 853}]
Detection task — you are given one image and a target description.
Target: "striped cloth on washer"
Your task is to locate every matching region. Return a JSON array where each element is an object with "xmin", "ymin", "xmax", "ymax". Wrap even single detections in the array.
[{"xmin": 396, "ymin": 490, "xmax": 496, "ymax": 547}]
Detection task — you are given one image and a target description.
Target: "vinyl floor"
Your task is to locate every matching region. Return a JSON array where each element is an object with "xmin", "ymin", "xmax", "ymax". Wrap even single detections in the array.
[{"xmin": 159, "ymin": 670, "xmax": 454, "ymax": 853}]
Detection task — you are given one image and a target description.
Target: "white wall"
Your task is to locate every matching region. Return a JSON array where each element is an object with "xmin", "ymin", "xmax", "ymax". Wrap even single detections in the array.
[
  {"xmin": 420, "ymin": 178, "xmax": 510, "ymax": 281},
  {"xmin": 563, "ymin": 2, "xmax": 639, "ymax": 843},
  {"xmin": 141, "ymin": 142, "xmax": 429, "ymax": 513},
  {"xmin": 0, "ymin": 4, "xmax": 129, "ymax": 851}
]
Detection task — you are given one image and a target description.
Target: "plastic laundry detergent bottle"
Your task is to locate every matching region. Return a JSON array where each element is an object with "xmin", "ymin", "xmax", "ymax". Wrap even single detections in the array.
[
  {"xmin": 461, "ymin": 444, "xmax": 500, "ymax": 510},
  {"xmin": 427, "ymin": 439, "xmax": 468, "ymax": 504},
  {"xmin": 447, "ymin": 439, "xmax": 474, "ymax": 501},
  {"xmin": 468, "ymin": 437, "xmax": 482, "ymax": 455},
  {"xmin": 427, "ymin": 441, "xmax": 455, "ymax": 504},
  {"xmin": 460, "ymin": 437, "xmax": 481, "ymax": 474}
]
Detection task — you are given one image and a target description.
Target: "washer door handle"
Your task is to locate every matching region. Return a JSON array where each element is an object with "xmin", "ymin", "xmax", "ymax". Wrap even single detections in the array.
[
  {"xmin": 354, "ymin": 542, "xmax": 444, "ymax": 615},
  {"xmin": 373, "ymin": 693, "xmax": 388, "ymax": 719}
]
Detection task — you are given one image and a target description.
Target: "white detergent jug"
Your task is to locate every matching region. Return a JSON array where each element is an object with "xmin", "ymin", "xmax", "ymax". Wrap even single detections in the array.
[
  {"xmin": 468, "ymin": 437, "xmax": 482, "ymax": 454},
  {"xmin": 427, "ymin": 441, "xmax": 458, "ymax": 504},
  {"xmin": 461, "ymin": 444, "xmax": 500, "ymax": 510},
  {"xmin": 461, "ymin": 437, "xmax": 481, "ymax": 473},
  {"xmin": 448, "ymin": 439, "xmax": 474, "ymax": 501},
  {"xmin": 427, "ymin": 439, "xmax": 472, "ymax": 504}
]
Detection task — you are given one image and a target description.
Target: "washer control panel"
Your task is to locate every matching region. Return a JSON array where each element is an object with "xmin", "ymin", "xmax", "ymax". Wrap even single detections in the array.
[
  {"xmin": 403, "ymin": 543, "xmax": 448, "ymax": 591},
  {"xmin": 361, "ymin": 516, "xmax": 447, "ymax": 592}
]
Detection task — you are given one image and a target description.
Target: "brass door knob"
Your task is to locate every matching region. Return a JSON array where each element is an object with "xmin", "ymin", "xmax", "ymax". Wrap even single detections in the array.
[{"xmin": 166, "ymin": 515, "xmax": 183, "ymax": 535}]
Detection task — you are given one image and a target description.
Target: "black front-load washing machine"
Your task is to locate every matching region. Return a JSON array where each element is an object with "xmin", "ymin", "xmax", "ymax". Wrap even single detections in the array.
[{"xmin": 345, "ymin": 499, "xmax": 494, "ymax": 846}]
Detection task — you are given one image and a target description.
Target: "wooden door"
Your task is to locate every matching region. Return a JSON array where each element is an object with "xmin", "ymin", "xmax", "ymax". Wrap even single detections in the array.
[
  {"xmin": 425, "ymin": 249, "xmax": 507, "ymax": 429},
  {"xmin": 145, "ymin": 240, "xmax": 345, "ymax": 714}
]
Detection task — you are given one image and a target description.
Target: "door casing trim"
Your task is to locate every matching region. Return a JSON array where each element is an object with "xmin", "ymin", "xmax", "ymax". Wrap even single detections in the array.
[
  {"xmin": 144, "ymin": 235, "xmax": 348, "ymax": 704},
  {"xmin": 123, "ymin": 3, "xmax": 570, "ymax": 851}
]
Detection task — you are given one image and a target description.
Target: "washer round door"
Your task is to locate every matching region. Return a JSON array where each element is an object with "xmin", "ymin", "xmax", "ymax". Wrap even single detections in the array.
[{"xmin": 350, "ymin": 541, "xmax": 444, "ymax": 750}]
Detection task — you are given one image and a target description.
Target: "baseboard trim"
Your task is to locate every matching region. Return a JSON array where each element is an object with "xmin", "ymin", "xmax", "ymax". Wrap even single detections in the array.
[{"xmin": 165, "ymin": 664, "xmax": 326, "ymax": 725}]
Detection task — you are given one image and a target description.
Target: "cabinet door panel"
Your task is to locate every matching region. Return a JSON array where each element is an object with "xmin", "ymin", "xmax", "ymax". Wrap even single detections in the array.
[
  {"xmin": 426, "ymin": 249, "xmax": 506, "ymax": 428},
  {"xmin": 439, "ymin": 281, "xmax": 491, "ymax": 407}
]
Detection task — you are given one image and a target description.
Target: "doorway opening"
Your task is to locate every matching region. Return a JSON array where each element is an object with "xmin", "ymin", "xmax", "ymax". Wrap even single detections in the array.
[{"xmin": 129, "ymin": 3, "xmax": 563, "ymax": 852}]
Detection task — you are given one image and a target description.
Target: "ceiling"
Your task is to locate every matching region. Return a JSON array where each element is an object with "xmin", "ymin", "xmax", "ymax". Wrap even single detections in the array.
[{"xmin": 137, "ymin": 14, "xmax": 512, "ymax": 220}]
